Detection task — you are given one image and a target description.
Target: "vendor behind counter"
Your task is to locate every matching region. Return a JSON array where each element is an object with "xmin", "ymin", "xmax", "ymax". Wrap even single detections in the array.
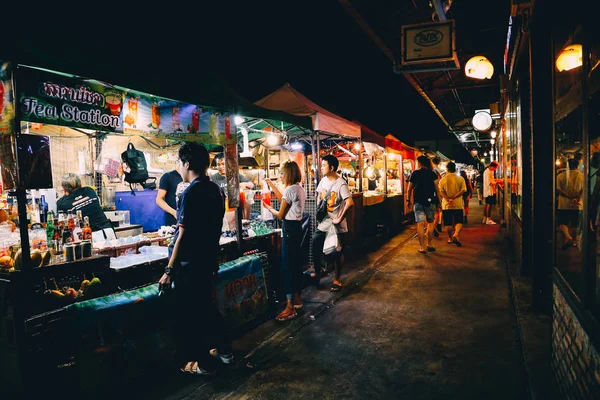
[{"xmin": 57, "ymin": 173, "xmax": 116, "ymax": 241}]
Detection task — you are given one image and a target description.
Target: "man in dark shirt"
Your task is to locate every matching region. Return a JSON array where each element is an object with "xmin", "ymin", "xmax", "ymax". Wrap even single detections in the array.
[
  {"xmin": 407, "ymin": 156, "xmax": 441, "ymax": 253},
  {"xmin": 156, "ymin": 167, "xmax": 183, "ymax": 226},
  {"xmin": 57, "ymin": 173, "xmax": 115, "ymax": 239},
  {"xmin": 159, "ymin": 142, "xmax": 232, "ymax": 375}
]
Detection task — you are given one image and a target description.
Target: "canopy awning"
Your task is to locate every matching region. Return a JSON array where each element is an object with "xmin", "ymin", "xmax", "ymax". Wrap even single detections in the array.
[
  {"xmin": 255, "ymin": 83, "xmax": 361, "ymax": 139},
  {"xmin": 355, "ymin": 121, "xmax": 385, "ymax": 147},
  {"xmin": 385, "ymin": 134, "xmax": 418, "ymax": 160}
]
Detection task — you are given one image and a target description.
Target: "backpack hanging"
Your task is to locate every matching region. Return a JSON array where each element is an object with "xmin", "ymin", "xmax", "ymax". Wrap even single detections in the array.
[{"xmin": 121, "ymin": 143, "xmax": 151, "ymax": 195}]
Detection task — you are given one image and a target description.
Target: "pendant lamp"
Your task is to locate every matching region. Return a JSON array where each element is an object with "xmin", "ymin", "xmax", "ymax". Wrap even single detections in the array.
[
  {"xmin": 465, "ymin": 56, "xmax": 494, "ymax": 80},
  {"xmin": 556, "ymin": 44, "xmax": 583, "ymax": 72}
]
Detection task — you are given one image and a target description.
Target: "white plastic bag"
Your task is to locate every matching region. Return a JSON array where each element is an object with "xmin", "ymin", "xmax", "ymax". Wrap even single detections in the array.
[{"xmin": 323, "ymin": 223, "xmax": 341, "ymax": 255}]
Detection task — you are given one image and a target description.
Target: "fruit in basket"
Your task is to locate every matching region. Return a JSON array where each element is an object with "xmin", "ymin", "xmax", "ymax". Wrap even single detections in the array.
[
  {"xmin": 65, "ymin": 287, "xmax": 78, "ymax": 299},
  {"xmin": 0, "ymin": 255, "xmax": 13, "ymax": 268},
  {"xmin": 30, "ymin": 249, "xmax": 43, "ymax": 268},
  {"xmin": 13, "ymin": 249, "xmax": 22, "ymax": 270},
  {"xmin": 89, "ymin": 276, "xmax": 101, "ymax": 287},
  {"xmin": 80, "ymin": 278, "xmax": 91, "ymax": 292},
  {"xmin": 0, "ymin": 209, "xmax": 8, "ymax": 223},
  {"xmin": 49, "ymin": 289, "xmax": 65, "ymax": 298},
  {"xmin": 41, "ymin": 250, "xmax": 51, "ymax": 266}
]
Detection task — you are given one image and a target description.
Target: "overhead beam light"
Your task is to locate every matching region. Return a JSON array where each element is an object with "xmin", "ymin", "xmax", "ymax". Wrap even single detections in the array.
[
  {"xmin": 234, "ymin": 116, "xmax": 246, "ymax": 125},
  {"xmin": 556, "ymin": 44, "xmax": 583, "ymax": 72},
  {"xmin": 291, "ymin": 141, "xmax": 303, "ymax": 151},
  {"xmin": 465, "ymin": 56, "xmax": 494, "ymax": 79}
]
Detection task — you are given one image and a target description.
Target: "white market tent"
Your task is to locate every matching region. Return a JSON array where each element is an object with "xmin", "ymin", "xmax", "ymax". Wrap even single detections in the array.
[{"xmin": 255, "ymin": 83, "xmax": 361, "ymax": 139}]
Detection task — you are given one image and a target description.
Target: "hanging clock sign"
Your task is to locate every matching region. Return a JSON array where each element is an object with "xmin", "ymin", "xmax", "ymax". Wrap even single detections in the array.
[{"xmin": 472, "ymin": 111, "xmax": 493, "ymax": 132}]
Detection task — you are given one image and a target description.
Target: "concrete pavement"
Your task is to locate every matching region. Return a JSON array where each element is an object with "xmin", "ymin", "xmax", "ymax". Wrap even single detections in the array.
[{"xmin": 106, "ymin": 200, "xmax": 561, "ymax": 400}]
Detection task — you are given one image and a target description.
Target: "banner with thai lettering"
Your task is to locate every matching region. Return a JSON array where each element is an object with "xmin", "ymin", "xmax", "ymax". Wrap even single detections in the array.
[
  {"xmin": 0, "ymin": 61, "xmax": 15, "ymax": 134},
  {"xmin": 17, "ymin": 66, "xmax": 236, "ymax": 145},
  {"xmin": 215, "ymin": 254, "xmax": 269, "ymax": 329}
]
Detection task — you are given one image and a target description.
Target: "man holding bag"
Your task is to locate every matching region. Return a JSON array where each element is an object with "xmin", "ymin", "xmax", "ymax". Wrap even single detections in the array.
[{"xmin": 311, "ymin": 155, "xmax": 354, "ymax": 292}]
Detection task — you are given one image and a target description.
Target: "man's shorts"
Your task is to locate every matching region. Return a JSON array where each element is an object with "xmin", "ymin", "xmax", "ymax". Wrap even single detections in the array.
[
  {"xmin": 557, "ymin": 210, "xmax": 581, "ymax": 227},
  {"xmin": 442, "ymin": 209, "xmax": 464, "ymax": 226},
  {"xmin": 414, "ymin": 203, "xmax": 435, "ymax": 223},
  {"xmin": 485, "ymin": 195, "xmax": 496, "ymax": 205}
]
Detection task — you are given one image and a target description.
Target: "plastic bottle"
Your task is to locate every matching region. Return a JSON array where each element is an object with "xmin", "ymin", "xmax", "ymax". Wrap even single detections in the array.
[{"xmin": 261, "ymin": 180, "xmax": 273, "ymax": 221}]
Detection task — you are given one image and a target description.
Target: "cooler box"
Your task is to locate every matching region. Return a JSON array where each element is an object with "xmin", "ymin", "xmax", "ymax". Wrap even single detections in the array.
[{"xmin": 116, "ymin": 190, "xmax": 164, "ymax": 233}]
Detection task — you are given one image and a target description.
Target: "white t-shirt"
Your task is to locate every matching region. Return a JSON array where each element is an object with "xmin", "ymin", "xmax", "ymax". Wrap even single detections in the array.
[
  {"xmin": 316, "ymin": 176, "xmax": 352, "ymax": 233},
  {"xmin": 282, "ymin": 184, "xmax": 306, "ymax": 221},
  {"xmin": 483, "ymin": 168, "xmax": 496, "ymax": 198}
]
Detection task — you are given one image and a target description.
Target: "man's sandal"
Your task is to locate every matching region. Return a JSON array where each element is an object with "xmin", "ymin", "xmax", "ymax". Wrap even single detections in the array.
[
  {"xmin": 330, "ymin": 283, "xmax": 342, "ymax": 292},
  {"xmin": 181, "ymin": 361, "xmax": 214, "ymax": 376},
  {"xmin": 276, "ymin": 309, "xmax": 297, "ymax": 321}
]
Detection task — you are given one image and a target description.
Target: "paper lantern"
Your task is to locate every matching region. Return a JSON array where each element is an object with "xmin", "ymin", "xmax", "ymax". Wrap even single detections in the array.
[
  {"xmin": 465, "ymin": 56, "xmax": 494, "ymax": 80},
  {"xmin": 556, "ymin": 44, "xmax": 582, "ymax": 72}
]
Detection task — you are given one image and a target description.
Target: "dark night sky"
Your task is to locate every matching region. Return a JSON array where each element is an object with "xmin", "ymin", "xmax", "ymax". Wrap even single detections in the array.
[{"xmin": 6, "ymin": 1, "xmax": 451, "ymax": 145}]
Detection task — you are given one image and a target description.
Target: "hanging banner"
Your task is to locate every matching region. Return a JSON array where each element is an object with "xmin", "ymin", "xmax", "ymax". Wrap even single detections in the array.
[
  {"xmin": 18, "ymin": 66, "xmax": 125, "ymax": 132},
  {"xmin": 17, "ymin": 66, "xmax": 236, "ymax": 145},
  {"xmin": 0, "ymin": 61, "xmax": 15, "ymax": 134},
  {"xmin": 215, "ymin": 254, "xmax": 269, "ymax": 330}
]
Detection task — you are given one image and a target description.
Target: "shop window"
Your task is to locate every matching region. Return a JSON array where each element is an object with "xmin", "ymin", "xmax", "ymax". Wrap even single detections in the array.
[
  {"xmin": 504, "ymin": 86, "xmax": 523, "ymax": 220},
  {"xmin": 587, "ymin": 34, "xmax": 600, "ymax": 316},
  {"xmin": 553, "ymin": 25, "xmax": 585, "ymax": 296}
]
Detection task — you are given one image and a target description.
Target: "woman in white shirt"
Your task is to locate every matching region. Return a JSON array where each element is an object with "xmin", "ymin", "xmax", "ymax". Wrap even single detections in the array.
[{"xmin": 263, "ymin": 161, "xmax": 306, "ymax": 321}]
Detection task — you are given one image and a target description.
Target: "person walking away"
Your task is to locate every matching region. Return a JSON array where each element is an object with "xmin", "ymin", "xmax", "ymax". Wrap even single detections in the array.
[
  {"xmin": 156, "ymin": 156, "xmax": 188, "ymax": 226},
  {"xmin": 407, "ymin": 156, "xmax": 441, "ymax": 253},
  {"xmin": 431, "ymin": 157, "xmax": 444, "ymax": 236},
  {"xmin": 483, "ymin": 161, "xmax": 500, "ymax": 224},
  {"xmin": 158, "ymin": 142, "xmax": 233, "ymax": 376},
  {"xmin": 263, "ymin": 161, "xmax": 306, "ymax": 321},
  {"xmin": 556, "ymin": 158, "xmax": 584, "ymax": 249},
  {"xmin": 439, "ymin": 163, "xmax": 466, "ymax": 246},
  {"xmin": 311, "ymin": 154, "xmax": 354, "ymax": 292},
  {"xmin": 460, "ymin": 170, "xmax": 473, "ymax": 223}
]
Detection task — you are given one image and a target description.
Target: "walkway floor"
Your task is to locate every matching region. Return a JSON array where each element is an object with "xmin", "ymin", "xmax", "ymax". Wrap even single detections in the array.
[{"xmin": 104, "ymin": 200, "xmax": 561, "ymax": 400}]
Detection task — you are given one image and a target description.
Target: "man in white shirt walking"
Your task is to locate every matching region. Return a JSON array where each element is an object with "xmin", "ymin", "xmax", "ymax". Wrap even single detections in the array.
[{"xmin": 483, "ymin": 161, "xmax": 500, "ymax": 224}]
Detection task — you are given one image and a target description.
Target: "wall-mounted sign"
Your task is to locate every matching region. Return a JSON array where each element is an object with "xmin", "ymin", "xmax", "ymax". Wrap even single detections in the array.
[{"xmin": 401, "ymin": 20, "xmax": 457, "ymax": 66}]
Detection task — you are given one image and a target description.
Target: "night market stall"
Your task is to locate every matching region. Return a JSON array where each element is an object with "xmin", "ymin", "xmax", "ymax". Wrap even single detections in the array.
[{"xmin": 0, "ymin": 61, "xmax": 296, "ymax": 395}]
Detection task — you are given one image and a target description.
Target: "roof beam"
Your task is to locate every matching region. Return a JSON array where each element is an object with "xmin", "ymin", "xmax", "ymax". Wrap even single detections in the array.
[{"xmin": 425, "ymin": 83, "xmax": 499, "ymax": 92}]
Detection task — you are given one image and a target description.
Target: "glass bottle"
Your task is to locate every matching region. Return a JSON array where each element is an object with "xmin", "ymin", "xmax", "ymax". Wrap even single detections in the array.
[
  {"xmin": 82, "ymin": 216, "xmax": 92, "ymax": 242},
  {"xmin": 45, "ymin": 211, "xmax": 54, "ymax": 243},
  {"xmin": 67, "ymin": 210, "xmax": 75, "ymax": 232}
]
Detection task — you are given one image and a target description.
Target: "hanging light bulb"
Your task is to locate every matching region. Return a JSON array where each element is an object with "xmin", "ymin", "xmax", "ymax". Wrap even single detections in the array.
[
  {"xmin": 555, "ymin": 159, "xmax": 561, "ymax": 166},
  {"xmin": 267, "ymin": 133, "xmax": 278, "ymax": 146},
  {"xmin": 354, "ymin": 142, "xmax": 361, "ymax": 151},
  {"xmin": 484, "ymin": 152, "xmax": 488, "ymax": 156},
  {"xmin": 490, "ymin": 138, "xmax": 496, "ymax": 145},
  {"xmin": 556, "ymin": 44, "xmax": 583, "ymax": 72},
  {"xmin": 465, "ymin": 56, "xmax": 494, "ymax": 79},
  {"xmin": 234, "ymin": 115, "xmax": 245, "ymax": 125},
  {"xmin": 490, "ymin": 130, "xmax": 497, "ymax": 139}
]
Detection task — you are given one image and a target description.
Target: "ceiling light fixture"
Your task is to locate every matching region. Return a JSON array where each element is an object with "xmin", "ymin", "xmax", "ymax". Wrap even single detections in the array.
[
  {"xmin": 465, "ymin": 56, "xmax": 494, "ymax": 79},
  {"xmin": 234, "ymin": 116, "xmax": 246, "ymax": 125},
  {"xmin": 490, "ymin": 130, "xmax": 497, "ymax": 139}
]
